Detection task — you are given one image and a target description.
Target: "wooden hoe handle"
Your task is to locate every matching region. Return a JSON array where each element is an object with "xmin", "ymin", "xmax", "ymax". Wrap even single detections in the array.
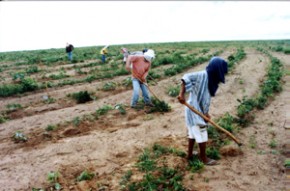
[{"xmin": 183, "ymin": 102, "xmax": 242, "ymax": 146}]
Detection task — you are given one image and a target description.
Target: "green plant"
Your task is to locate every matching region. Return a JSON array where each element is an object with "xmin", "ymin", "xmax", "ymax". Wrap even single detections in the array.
[
  {"xmin": 121, "ymin": 77, "xmax": 132, "ymax": 87},
  {"xmin": 70, "ymin": 91, "xmax": 93, "ymax": 103},
  {"xmin": 217, "ymin": 113, "xmax": 236, "ymax": 133},
  {"xmin": 6, "ymin": 103, "xmax": 22, "ymax": 111},
  {"xmin": 206, "ymin": 147, "xmax": 221, "ymax": 160},
  {"xmin": 102, "ymin": 81, "xmax": 117, "ymax": 91},
  {"xmin": 47, "ymin": 171, "xmax": 62, "ymax": 190},
  {"xmin": 0, "ymin": 114, "xmax": 7, "ymax": 124},
  {"xmin": 77, "ymin": 170, "xmax": 95, "ymax": 181},
  {"xmin": 114, "ymin": 104, "xmax": 126, "ymax": 115},
  {"xmin": 46, "ymin": 124, "xmax": 57, "ymax": 131},
  {"xmin": 47, "ymin": 171, "xmax": 59, "ymax": 183},
  {"xmin": 72, "ymin": 117, "xmax": 81, "ymax": 127},
  {"xmin": 21, "ymin": 77, "xmax": 38, "ymax": 91},
  {"xmin": 269, "ymin": 139, "xmax": 277, "ymax": 148},
  {"xmin": 188, "ymin": 156, "xmax": 204, "ymax": 173},
  {"xmin": 285, "ymin": 159, "xmax": 290, "ymax": 167},
  {"xmin": 146, "ymin": 97, "xmax": 171, "ymax": 113},
  {"xmin": 136, "ymin": 149, "xmax": 156, "ymax": 172},
  {"xmin": 95, "ymin": 105, "xmax": 113, "ymax": 117},
  {"xmin": 12, "ymin": 131, "xmax": 28, "ymax": 143},
  {"xmin": 44, "ymin": 96, "xmax": 56, "ymax": 104},
  {"xmin": 167, "ymin": 85, "xmax": 180, "ymax": 97},
  {"xmin": 119, "ymin": 170, "xmax": 133, "ymax": 187}
]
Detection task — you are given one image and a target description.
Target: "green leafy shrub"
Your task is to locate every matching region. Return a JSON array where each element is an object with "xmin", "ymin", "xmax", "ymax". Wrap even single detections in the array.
[
  {"xmin": 70, "ymin": 91, "xmax": 93, "ymax": 103},
  {"xmin": 21, "ymin": 77, "xmax": 38, "ymax": 91},
  {"xmin": 46, "ymin": 124, "xmax": 57, "ymax": 131}
]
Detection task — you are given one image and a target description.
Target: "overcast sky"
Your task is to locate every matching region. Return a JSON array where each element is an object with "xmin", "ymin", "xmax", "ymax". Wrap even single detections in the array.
[{"xmin": 0, "ymin": 1, "xmax": 290, "ymax": 52}]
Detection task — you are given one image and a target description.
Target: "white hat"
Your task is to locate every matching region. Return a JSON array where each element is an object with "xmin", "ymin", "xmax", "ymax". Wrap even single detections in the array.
[{"xmin": 144, "ymin": 49, "xmax": 155, "ymax": 62}]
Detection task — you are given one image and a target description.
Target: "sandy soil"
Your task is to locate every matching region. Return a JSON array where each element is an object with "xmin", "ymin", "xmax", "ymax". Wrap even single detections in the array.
[{"xmin": 0, "ymin": 48, "xmax": 288, "ymax": 191}]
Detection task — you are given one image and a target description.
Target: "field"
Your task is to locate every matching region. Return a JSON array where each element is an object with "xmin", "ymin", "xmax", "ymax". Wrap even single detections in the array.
[{"xmin": 0, "ymin": 40, "xmax": 289, "ymax": 191}]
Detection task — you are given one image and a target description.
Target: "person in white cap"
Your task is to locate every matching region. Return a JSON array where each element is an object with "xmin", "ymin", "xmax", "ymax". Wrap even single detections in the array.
[{"xmin": 125, "ymin": 49, "xmax": 155, "ymax": 108}]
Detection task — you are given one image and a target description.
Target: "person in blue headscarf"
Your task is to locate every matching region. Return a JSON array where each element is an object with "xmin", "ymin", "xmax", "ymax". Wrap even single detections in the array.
[{"xmin": 178, "ymin": 56, "xmax": 228, "ymax": 165}]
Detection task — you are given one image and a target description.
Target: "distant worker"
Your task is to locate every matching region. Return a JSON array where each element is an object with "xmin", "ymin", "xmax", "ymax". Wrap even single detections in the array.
[
  {"xmin": 125, "ymin": 49, "xmax": 155, "ymax": 108},
  {"xmin": 65, "ymin": 43, "xmax": 74, "ymax": 61},
  {"xmin": 100, "ymin": 45, "xmax": 109, "ymax": 63}
]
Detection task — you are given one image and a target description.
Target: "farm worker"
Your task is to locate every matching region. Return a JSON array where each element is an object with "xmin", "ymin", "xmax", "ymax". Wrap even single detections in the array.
[
  {"xmin": 65, "ymin": 43, "xmax": 74, "ymax": 61},
  {"xmin": 125, "ymin": 49, "xmax": 155, "ymax": 108},
  {"xmin": 121, "ymin": 47, "xmax": 148, "ymax": 64},
  {"xmin": 100, "ymin": 45, "xmax": 109, "ymax": 63},
  {"xmin": 177, "ymin": 56, "xmax": 228, "ymax": 165}
]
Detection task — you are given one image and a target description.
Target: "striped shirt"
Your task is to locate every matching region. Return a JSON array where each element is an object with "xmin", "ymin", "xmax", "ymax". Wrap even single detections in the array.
[{"xmin": 182, "ymin": 71, "xmax": 211, "ymax": 127}]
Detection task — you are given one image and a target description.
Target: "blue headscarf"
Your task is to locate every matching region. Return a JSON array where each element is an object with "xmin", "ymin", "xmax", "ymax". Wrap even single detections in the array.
[{"xmin": 206, "ymin": 57, "xmax": 228, "ymax": 97}]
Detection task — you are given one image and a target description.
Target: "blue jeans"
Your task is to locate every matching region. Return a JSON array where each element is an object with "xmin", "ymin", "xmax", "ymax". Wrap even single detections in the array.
[
  {"xmin": 131, "ymin": 78, "xmax": 151, "ymax": 107},
  {"xmin": 67, "ymin": 52, "xmax": 73, "ymax": 61},
  {"xmin": 101, "ymin": 54, "xmax": 106, "ymax": 63}
]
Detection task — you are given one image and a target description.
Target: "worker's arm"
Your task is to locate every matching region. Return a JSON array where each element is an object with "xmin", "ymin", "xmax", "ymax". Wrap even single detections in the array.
[{"xmin": 177, "ymin": 80, "xmax": 186, "ymax": 104}]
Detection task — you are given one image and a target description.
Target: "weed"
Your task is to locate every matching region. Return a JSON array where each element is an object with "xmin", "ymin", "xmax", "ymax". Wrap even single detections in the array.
[
  {"xmin": 188, "ymin": 156, "xmax": 204, "ymax": 173},
  {"xmin": 146, "ymin": 97, "xmax": 171, "ymax": 113},
  {"xmin": 70, "ymin": 91, "xmax": 93, "ymax": 104},
  {"xmin": 102, "ymin": 81, "xmax": 117, "ymax": 91},
  {"xmin": 47, "ymin": 171, "xmax": 62, "ymax": 190},
  {"xmin": 95, "ymin": 105, "xmax": 113, "ymax": 118},
  {"xmin": 46, "ymin": 124, "xmax": 57, "ymax": 131},
  {"xmin": 47, "ymin": 171, "xmax": 59, "ymax": 183},
  {"xmin": 21, "ymin": 77, "xmax": 38, "ymax": 91},
  {"xmin": 6, "ymin": 103, "xmax": 22, "ymax": 111},
  {"xmin": 114, "ymin": 104, "xmax": 126, "ymax": 115},
  {"xmin": 206, "ymin": 147, "xmax": 221, "ymax": 160},
  {"xmin": 12, "ymin": 131, "xmax": 28, "ymax": 143},
  {"xmin": 269, "ymin": 139, "xmax": 277, "ymax": 148},
  {"xmin": 44, "ymin": 96, "xmax": 56, "ymax": 104},
  {"xmin": 72, "ymin": 117, "xmax": 81, "ymax": 127},
  {"xmin": 284, "ymin": 159, "xmax": 290, "ymax": 167},
  {"xmin": 119, "ymin": 170, "xmax": 133, "ymax": 187},
  {"xmin": 167, "ymin": 85, "xmax": 180, "ymax": 97},
  {"xmin": 77, "ymin": 170, "xmax": 95, "ymax": 181}
]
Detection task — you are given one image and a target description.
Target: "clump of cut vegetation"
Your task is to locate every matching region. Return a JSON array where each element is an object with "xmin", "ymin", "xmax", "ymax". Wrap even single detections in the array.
[
  {"xmin": 146, "ymin": 97, "xmax": 171, "ymax": 113},
  {"xmin": 68, "ymin": 91, "xmax": 93, "ymax": 103}
]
